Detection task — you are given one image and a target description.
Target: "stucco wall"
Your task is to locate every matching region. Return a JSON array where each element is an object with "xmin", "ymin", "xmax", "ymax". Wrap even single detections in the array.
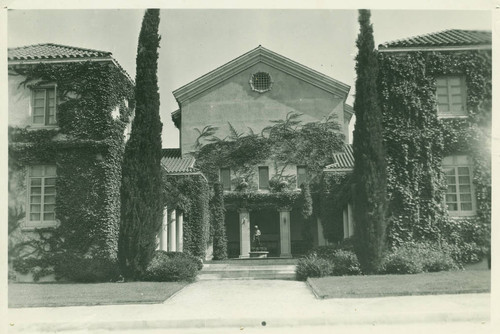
[
  {"xmin": 8, "ymin": 73, "xmax": 32, "ymax": 127},
  {"xmin": 179, "ymin": 62, "xmax": 346, "ymax": 155}
]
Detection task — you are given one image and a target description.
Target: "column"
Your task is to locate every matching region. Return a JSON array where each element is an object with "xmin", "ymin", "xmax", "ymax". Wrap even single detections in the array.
[
  {"xmin": 279, "ymin": 207, "xmax": 292, "ymax": 258},
  {"xmin": 317, "ymin": 217, "xmax": 327, "ymax": 246},
  {"xmin": 343, "ymin": 207, "xmax": 349, "ymax": 239},
  {"xmin": 238, "ymin": 208, "xmax": 251, "ymax": 258},
  {"xmin": 160, "ymin": 206, "xmax": 168, "ymax": 251},
  {"xmin": 347, "ymin": 202, "xmax": 354, "ymax": 238},
  {"xmin": 176, "ymin": 211, "xmax": 184, "ymax": 252},
  {"xmin": 168, "ymin": 209, "xmax": 177, "ymax": 252}
]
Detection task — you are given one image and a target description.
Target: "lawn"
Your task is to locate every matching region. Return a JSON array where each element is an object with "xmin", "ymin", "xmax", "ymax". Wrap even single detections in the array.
[
  {"xmin": 308, "ymin": 270, "xmax": 490, "ymax": 299},
  {"xmin": 8, "ymin": 281, "xmax": 188, "ymax": 308}
]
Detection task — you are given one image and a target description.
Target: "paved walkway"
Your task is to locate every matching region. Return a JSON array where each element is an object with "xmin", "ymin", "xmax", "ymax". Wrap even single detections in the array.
[{"xmin": 8, "ymin": 280, "xmax": 490, "ymax": 333}]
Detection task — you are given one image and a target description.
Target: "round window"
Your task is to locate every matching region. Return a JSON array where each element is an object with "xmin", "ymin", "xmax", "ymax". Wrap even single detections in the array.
[{"xmin": 250, "ymin": 72, "xmax": 272, "ymax": 93}]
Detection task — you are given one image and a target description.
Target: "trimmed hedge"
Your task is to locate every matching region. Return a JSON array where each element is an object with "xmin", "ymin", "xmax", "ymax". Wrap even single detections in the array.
[
  {"xmin": 329, "ymin": 250, "xmax": 362, "ymax": 276},
  {"xmin": 142, "ymin": 251, "xmax": 201, "ymax": 282},
  {"xmin": 297, "ymin": 246, "xmax": 362, "ymax": 280},
  {"xmin": 296, "ymin": 255, "xmax": 333, "ymax": 281},
  {"xmin": 381, "ymin": 242, "xmax": 457, "ymax": 275}
]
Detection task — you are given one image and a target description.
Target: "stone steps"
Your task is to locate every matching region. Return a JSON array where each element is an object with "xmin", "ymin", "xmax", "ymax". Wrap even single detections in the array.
[{"xmin": 198, "ymin": 264, "xmax": 297, "ymax": 280}]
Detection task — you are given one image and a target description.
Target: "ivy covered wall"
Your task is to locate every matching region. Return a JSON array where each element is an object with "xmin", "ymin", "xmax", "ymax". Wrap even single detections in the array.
[
  {"xmin": 378, "ymin": 50, "xmax": 491, "ymax": 256},
  {"xmin": 8, "ymin": 61, "xmax": 134, "ymax": 281},
  {"xmin": 162, "ymin": 173, "xmax": 211, "ymax": 259}
]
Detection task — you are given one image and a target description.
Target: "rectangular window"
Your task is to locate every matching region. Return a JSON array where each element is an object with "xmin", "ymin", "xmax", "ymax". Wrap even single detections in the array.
[
  {"xmin": 32, "ymin": 87, "xmax": 57, "ymax": 126},
  {"xmin": 220, "ymin": 168, "xmax": 231, "ymax": 191},
  {"xmin": 297, "ymin": 166, "xmax": 307, "ymax": 188},
  {"xmin": 28, "ymin": 165, "xmax": 57, "ymax": 224},
  {"xmin": 258, "ymin": 166, "xmax": 269, "ymax": 190},
  {"xmin": 436, "ymin": 76, "xmax": 466, "ymax": 117},
  {"xmin": 443, "ymin": 155, "xmax": 475, "ymax": 216}
]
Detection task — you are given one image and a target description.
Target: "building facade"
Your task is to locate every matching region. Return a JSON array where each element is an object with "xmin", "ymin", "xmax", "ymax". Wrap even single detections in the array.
[
  {"xmin": 8, "ymin": 29, "xmax": 491, "ymax": 281},
  {"xmin": 376, "ymin": 29, "xmax": 491, "ymax": 248},
  {"xmin": 170, "ymin": 46, "xmax": 354, "ymax": 258},
  {"xmin": 8, "ymin": 44, "xmax": 134, "ymax": 281}
]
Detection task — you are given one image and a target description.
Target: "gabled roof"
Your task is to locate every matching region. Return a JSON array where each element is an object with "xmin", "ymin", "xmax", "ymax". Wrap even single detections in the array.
[
  {"xmin": 379, "ymin": 29, "xmax": 492, "ymax": 52},
  {"xmin": 8, "ymin": 43, "xmax": 133, "ymax": 84},
  {"xmin": 161, "ymin": 148, "xmax": 198, "ymax": 174},
  {"xmin": 173, "ymin": 45, "xmax": 350, "ymax": 105},
  {"xmin": 324, "ymin": 144, "xmax": 354, "ymax": 172}
]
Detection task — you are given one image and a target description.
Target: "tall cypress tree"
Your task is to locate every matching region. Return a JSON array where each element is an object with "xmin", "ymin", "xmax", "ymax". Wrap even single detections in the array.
[
  {"xmin": 352, "ymin": 9, "xmax": 388, "ymax": 273},
  {"xmin": 118, "ymin": 9, "xmax": 163, "ymax": 280}
]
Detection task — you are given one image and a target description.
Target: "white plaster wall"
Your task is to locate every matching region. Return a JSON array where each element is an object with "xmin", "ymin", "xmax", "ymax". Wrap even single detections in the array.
[
  {"xmin": 8, "ymin": 73, "xmax": 32, "ymax": 127},
  {"xmin": 179, "ymin": 62, "xmax": 346, "ymax": 155}
]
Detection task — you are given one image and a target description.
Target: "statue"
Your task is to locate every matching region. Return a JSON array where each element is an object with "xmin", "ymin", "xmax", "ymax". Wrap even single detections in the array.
[{"xmin": 253, "ymin": 225, "xmax": 261, "ymax": 247}]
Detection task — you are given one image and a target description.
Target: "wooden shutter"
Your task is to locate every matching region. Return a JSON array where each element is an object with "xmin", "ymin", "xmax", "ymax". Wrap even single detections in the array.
[
  {"xmin": 220, "ymin": 168, "xmax": 231, "ymax": 190},
  {"xmin": 258, "ymin": 166, "xmax": 269, "ymax": 189}
]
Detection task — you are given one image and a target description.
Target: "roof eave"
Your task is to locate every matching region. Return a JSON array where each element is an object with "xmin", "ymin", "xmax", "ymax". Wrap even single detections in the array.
[
  {"xmin": 378, "ymin": 44, "xmax": 491, "ymax": 53},
  {"xmin": 8, "ymin": 57, "xmax": 134, "ymax": 85},
  {"xmin": 171, "ymin": 109, "xmax": 181, "ymax": 129},
  {"xmin": 323, "ymin": 168, "xmax": 353, "ymax": 173}
]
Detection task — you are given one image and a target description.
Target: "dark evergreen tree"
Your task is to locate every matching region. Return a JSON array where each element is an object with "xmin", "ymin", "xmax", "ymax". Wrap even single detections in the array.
[
  {"xmin": 352, "ymin": 9, "xmax": 388, "ymax": 273},
  {"xmin": 210, "ymin": 182, "xmax": 227, "ymax": 260},
  {"xmin": 118, "ymin": 9, "xmax": 163, "ymax": 280}
]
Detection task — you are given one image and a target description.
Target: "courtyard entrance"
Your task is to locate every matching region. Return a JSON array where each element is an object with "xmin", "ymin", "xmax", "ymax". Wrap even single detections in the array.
[
  {"xmin": 225, "ymin": 207, "xmax": 295, "ymax": 259},
  {"xmin": 250, "ymin": 209, "xmax": 280, "ymax": 257}
]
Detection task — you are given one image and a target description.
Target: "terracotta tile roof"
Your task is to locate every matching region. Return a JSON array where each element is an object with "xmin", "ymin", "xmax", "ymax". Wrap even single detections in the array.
[
  {"xmin": 8, "ymin": 43, "xmax": 134, "ymax": 84},
  {"xmin": 324, "ymin": 144, "xmax": 354, "ymax": 171},
  {"xmin": 161, "ymin": 148, "xmax": 197, "ymax": 174},
  {"xmin": 379, "ymin": 29, "xmax": 491, "ymax": 50},
  {"xmin": 8, "ymin": 43, "xmax": 112, "ymax": 61}
]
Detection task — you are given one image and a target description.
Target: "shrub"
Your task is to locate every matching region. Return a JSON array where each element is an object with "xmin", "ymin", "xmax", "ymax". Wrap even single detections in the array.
[
  {"xmin": 153, "ymin": 250, "xmax": 203, "ymax": 270},
  {"xmin": 296, "ymin": 254, "xmax": 333, "ymax": 280},
  {"xmin": 422, "ymin": 249, "xmax": 457, "ymax": 272},
  {"xmin": 310, "ymin": 245, "xmax": 337, "ymax": 261},
  {"xmin": 439, "ymin": 219, "xmax": 490, "ymax": 267},
  {"xmin": 143, "ymin": 251, "xmax": 200, "ymax": 282},
  {"xmin": 381, "ymin": 242, "xmax": 457, "ymax": 274},
  {"xmin": 329, "ymin": 250, "xmax": 362, "ymax": 276},
  {"xmin": 380, "ymin": 249, "xmax": 424, "ymax": 274}
]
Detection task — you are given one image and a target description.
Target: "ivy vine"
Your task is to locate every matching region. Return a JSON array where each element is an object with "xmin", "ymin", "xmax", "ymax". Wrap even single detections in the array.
[
  {"xmin": 8, "ymin": 61, "xmax": 134, "ymax": 281},
  {"xmin": 378, "ymin": 50, "xmax": 491, "ymax": 259}
]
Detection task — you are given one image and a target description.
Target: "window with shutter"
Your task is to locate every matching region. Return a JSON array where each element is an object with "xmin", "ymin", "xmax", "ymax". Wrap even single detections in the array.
[
  {"xmin": 297, "ymin": 166, "xmax": 307, "ymax": 188},
  {"xmin": 220, "ymin": 168, "xmax": 231, "ymax": 191},
  {"xmin": 258, "ymin": 166, "xmax": 269, "ymax": 190}
]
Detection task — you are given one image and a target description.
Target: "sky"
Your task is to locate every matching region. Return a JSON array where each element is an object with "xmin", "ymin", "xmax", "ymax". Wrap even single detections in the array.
[{"xmin": 7, "ymin": 8, "xmax": 493, "ymax": 148}]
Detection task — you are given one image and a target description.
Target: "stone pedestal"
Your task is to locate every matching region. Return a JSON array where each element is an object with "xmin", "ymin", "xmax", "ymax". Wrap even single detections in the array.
[
  {"xmin": 160, "ymin": 207, "xmax": 168, "ymax": 251},
  {"xmin": 176, "ymin": 211, "xmax": 184, "ymax": 252},
  {"xmin": 239, "ymin": 208, "xmax": 251, "ymax": 258},
  {"xmin": 279, "ymin": 208, "xmax": 292, "ymax": 258},
  {"xmin": 168, "ymin": 209, "xmax": 177, "ymax": 252}
]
